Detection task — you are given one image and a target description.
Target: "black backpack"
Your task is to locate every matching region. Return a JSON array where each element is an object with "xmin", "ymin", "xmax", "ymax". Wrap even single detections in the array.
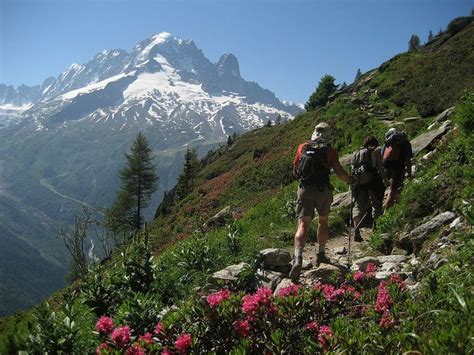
[
  {"xmin": 295, "ymin": 140, "xmax": 330, "ymax": 188},
  {"xmin": 352, "ymin": 147, "xmax": 375, "ymax": 186}
]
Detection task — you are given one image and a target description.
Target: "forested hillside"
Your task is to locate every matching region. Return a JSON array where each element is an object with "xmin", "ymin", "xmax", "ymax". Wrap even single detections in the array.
[{"xmin": 0, "ymin": 15, "xmax": 473, "ymax": 354}]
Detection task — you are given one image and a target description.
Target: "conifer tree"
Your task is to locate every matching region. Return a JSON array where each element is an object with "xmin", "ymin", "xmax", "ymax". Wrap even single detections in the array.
[
  {"xmin": 176, "ymin": 147, "xmax": 200, "ymax": 200},
  {"xmin": 106, "ymin": 132, "xmax": 158, "ymax": 232},
  {"xmin": 354, "ymin": 68, "xmax": 362, "ymax": 81},
  {"xmin": 408, "ymin": 34, "xmax": 421, "ymax": 51},
  {"xmin": 305, "ymin": 74, "xmax": 337, "ymax": 111},
  {"xmin": 276, "ymin": 114, "xmax": 282, "ymax": 125},
  {"xmin": 227, "ymin": 135, "xmax": 233, "ymax": 146},
  {"xmin": 428, "ymin": 30, "xmax": 434, "ymax": 42},
  {"xmin": 266, "ymin": 119, "xmax": 272, "ymax": 127}
]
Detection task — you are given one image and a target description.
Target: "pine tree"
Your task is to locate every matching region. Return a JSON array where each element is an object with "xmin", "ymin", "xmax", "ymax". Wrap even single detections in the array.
[
  {"xmin": 305, "ymin": 74, "xmax": 337, "ymax": 111},
  {"xmin": 227, "ymin": 135, "xmax": 233, "ymax": 146},
  {"xmin": 354, "ymin": 68, "xmax": 362, "ymax": 81},
  {"xmin": 276, "ymin": 114, "xmax": 282, "ymax": 125},
  {"xmin": 428, "ymin": 30, "xmax": 434, "ymax": 42},
  {"xmin": 105, "ymin": 132, "xmax": 158, "ymax": 232},
  {"xmin": 408, "ymin": 34, "xmax": 421, "ymax": 51},
  {"xmin": 176, "ymin": 147, "xmax": 200, "ymax": 200},
  {"xmin": 266, "ymin": 120, "xmax": 272, "ymax": 127}
]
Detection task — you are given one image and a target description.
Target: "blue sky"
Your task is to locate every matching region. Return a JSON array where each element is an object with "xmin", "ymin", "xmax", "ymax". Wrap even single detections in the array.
[{"xmin": 1, "ymin": 0, "xmax": 472, "ymax": 103}]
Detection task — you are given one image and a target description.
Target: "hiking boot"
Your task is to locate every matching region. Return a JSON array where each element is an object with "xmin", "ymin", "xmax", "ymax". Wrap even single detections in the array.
[
  {"xmin": 354, "ymin": 228, "xmax": 363, "ymax": 242},
  {"xmin": 289, "ymin": 257, "xmax": 302, "ymax": 281},
  {"xmin": 316, "ymin": 252, "xmax": 330, "ymax": 265}
]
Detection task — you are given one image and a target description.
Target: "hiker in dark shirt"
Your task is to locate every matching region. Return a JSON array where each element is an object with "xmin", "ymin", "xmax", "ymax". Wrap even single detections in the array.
[
  {"xmin": 351, "ymin": 135, "xmax": 387, "ymax": 241},
  {"xmin": 290, "ymin": 122, "xmax": 350, "ymax": 281},
  {"xmin": 382, "ymin": 128, "xmax": 413, "ymax": 209}
]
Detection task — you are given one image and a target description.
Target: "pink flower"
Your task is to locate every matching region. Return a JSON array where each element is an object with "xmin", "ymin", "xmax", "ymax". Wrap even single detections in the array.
[
  {"xmin": 96, "ymin": 316, "xmax": 114, "ymax": 335},
  {"xmin": 126, "ymin": 344, "xmax": 145, "ymax": 355},
  {"xmin": 234, "ymin": 319, "xmax": 251, "ymax": 337},
  {"xmin": 353, "ymin": 271, "xmax": 365, "ymax": 281},
  {"xmin": 161, "ymin": 349, "xmax": 172, "ymax": 355},
  {"xmin": 111, "ymin": 326, "xmax": 132, "ymax": 348},
  {"xmin": 206, "ymin": 289, "xmax": 231, "ymax": 308},
  {"xmin": 380, "ymin": 310, "xmax": 396, "ymax": 329},
  {"xmin": 277, "ymin": 283, "xmax": 301, "ymax": 297},
  {"xmin": 375, "ymin": 281, "xmax": 393, "ymax": 313},
  {"xmin": 365, "ymin": 263, "xmax": 378, "ymax": 278},
  {"xmin": 175, "ymin": 333, "xmax": 192, "ymax": 354},
  {"xmin": 306, "ymin": 321, "xmax": 319, "ymax": 333},
  {"xmin": 96, "ymin": 342, "xmax": 111, "ymax": 354},
  {"xmin": 242, "ymin": 287, "xmax": 275, "ymax": 317},
  {"xmin": 139, "ymin": 332, "xmax": 154, "ymax": 345},
  {"xmin": 318, "ymin": 325, "xmax": 334, "ymax": 348},
  {"xmin": 389, "ymin": 274, "xmax": 407, "ymax": 290},
  {"xmin": 154, "ymin": 321, "xmax": 165, "ymax": 335}
]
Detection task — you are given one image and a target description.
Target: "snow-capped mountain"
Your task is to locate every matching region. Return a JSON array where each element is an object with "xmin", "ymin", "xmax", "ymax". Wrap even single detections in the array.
[
  {"xmin": 2, "ymin": 32, "xmax": 300, "ymax": 135},
  {"xmin": 0, "ymin": 32, "xmax": 302, "ymax": 315}
]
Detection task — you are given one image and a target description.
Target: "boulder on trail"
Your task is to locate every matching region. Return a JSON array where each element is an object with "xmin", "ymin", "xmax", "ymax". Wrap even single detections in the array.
[
  {"xmin": 274, "ymin": 278, "xmax": 297, "ymax": 296},
  {"xmin": 212, "ymin": 262, "xmax": 249, "ymax": 284},
  {"xmin": 352, "ymin": 256, "xmax": 381, "ymax": 271},
  {"xmin": 256, "ymin": 270, "xmax": 286, "ymax": 290},
  {"xmin": 410, "ymin": 120, "xmax": 452, "ymax": 156},
  {"xmin": 331, "ymin": 191, "xmax": 351, "ymax": 208},
  {"xmin": 303, "ymin": 263, "xmax": 341, "ymax": 283},
  {"xmin": 260, "ymin": 248, "xmax": 292, "ymax": 270}
]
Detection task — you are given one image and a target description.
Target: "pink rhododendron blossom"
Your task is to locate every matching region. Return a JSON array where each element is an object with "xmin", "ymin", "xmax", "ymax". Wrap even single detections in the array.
[
  {"xmin": 375, "ymin": 281, "xmax": 393, "ymax": 313},
  {"xmin": 318, "ymin": 325, "xmax": 334, "ymax": 348},
  {"xmin": 366, "ymin": 263, "xmax": 378, "ymax": 273},
  {"xmin": 175, "ymin": 333, "xmax": 192, "ymax": 354},
  {"xmin": 154, "ymin": 321, "xmax": 165, "ymax": 335},
  {"xmin": 306, "ymin": 321, "xmax": 319, "ymax": 333},
  {"xmin": 380, "ymin": 310, "xmax": 396, "ymax": 329},
  {"xmin": 353, "ymin": 271, "xmax": 365, "ymax": 281},
  {"xmin": 389, "ymin": 274, "xmax": 407, "ymax": 290},
  {"xmin": 96, "ymin": 316, "xmax": 114, "ymax": 335},
  {"xmin": 96, "ymin": 342, "xmax": 111, "ymax": 354},
  {"xmin": 139, "ymin": 332, "xmax": 154, "ymax": 345},
  {"xmin": 126, "ymin": 344, "xmax": 145, "ymax": 355},
  {"xmin": 277, "ymin": 283, "xmax": 301, "ymax": 297},
  {"xmin": 242, "ymin": 287, "xmax": 276, "ymax": 317},
  {"xmin": 206, "ymin": 289, "xmax": 231, "ymax": 308},
  {"xmin": 111, "ymin": 326, "xmax": 132, "ymax": 348},
  {"xmin": 234, "ymin": 319, "xmax": 251, "ymax": 337},
  {"xmin": 161, "ymin": 348, "xmax": 172, "ymax": 355}
]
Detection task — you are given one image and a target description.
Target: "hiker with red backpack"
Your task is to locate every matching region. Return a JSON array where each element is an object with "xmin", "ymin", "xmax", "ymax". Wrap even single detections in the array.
[
  {"xmin": 350, "ymin": 135, "xmax": 387, "ymax": 241},
  {"xmin": 382, "ymin": 128, "xmax": 413, "ymax": 209},
  {"xmin": 289, "ymin": 122, "xmax": 350, "ymax": 281}
]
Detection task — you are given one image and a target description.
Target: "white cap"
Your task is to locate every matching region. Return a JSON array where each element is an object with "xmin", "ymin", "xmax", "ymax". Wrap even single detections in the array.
[{"xmin": 311, "ymin": 122, "xmax": 331, "ymax": 141}]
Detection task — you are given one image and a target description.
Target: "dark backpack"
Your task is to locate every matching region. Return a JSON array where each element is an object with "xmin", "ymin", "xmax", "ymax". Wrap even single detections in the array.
[
  {"xmin": 382, "ymin": 131, "xmax": 411, "ymax": 171},
  {"xmin": 295, "ymin": 140, "xmax": 330, "ymax": 188},
  {"xmin": 352, "ymin": 147, "xmax": 375, "ymax": 186}
]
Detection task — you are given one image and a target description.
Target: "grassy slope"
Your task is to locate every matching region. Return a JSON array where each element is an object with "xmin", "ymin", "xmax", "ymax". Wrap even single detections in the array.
[{"xmin": 1, "ymin": 17, "xmax": 473, "ymax": 353}]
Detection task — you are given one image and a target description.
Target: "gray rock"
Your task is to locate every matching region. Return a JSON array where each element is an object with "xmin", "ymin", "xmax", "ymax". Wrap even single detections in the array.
[
  {"xmin": 256, "ymin": 270, "xmax": 285, "ymax": 290},
  {"xmin": 260, "ymin": 248, "xmax": 292, "ymax": 269},
  {"xmin": 410, "ymin": 120, "xmax": 452, "ymax": 156},
  {"xmin": 391, "ymin": 247, "xmax": 408, "ymax": 256},
  {"xmin": 434, "ymin": 258, "xmax": 448, "ymax": 270},
  {"xmin": 380, "ymin": 262, "xmax": 401, "ymax": 272},
  {"xmin": 409, "ymin": 211, "xmax": 457, "ymax": 245},
  {"xmin": 409, "ymin": 258, "xmax": 420, "ymax": 266},
  {"xmin": 335, "ymin": 246, "xmax": 347, "ymax": 255},
  {"xmin": 377, "ymin": 255, "xmax": 408, "ymax": 264},
  {"xmin": 434, "ymin": 107, "xmax": 454, "ymax": 123},
  {"xmin": 352, "ymin": 257, "xmax": 381, "ymax": 271},
  {"xmin": 403, "ymin": 116, "xmax": 421, "ymax": 122},
  {"xmin": 205, "ymin": 206, "xmax": 231, "ymax": 228},
  {"xmin": 273, "ymin": 278, "xmax": 297, "ymax": 297},
  {"xmin": 375, "ymin": 271, "xmax": 392, "ymax": 280},
  {"xmin": 304, "ymin": 263, "xmax": 341, "ymax": 283},
  {"xmin": 422, "ymin": 150, "xmax": 437, "ymax": 160},
  {"xmin": 212, "ymin": 262, "xmax": 249, "ymax": 283},
  {"xmin": 302, "ymin": 259, "xmax": 313, "ymax": 270},
  {"xmin": 448, "ymin": 216, "xmax": 463, "ymax": 231},
  {"xmin": 407, "ymin": 283, "xmax": 421, "ymax": 293}
]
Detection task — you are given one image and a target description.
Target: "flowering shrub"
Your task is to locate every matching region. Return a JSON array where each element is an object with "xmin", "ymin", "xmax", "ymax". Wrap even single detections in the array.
[{"xmin": 93, "ymin": 268, "xmax": 413, "ymax": 354}]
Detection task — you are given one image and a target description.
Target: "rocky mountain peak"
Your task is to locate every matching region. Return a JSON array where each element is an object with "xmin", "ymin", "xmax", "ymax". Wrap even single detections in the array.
[{"xmin": 217, "ymin": 53, "xmax": 241, "ymax": 79}]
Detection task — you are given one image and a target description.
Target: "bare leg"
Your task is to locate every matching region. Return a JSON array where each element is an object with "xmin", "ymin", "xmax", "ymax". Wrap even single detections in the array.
[
  {"xmin": 294, "ymin": 216, "xmax": 311, "ymax": 250},
  {"xmin": 317, "ymin": 215, "xmax": 329, "ymax": 249}
]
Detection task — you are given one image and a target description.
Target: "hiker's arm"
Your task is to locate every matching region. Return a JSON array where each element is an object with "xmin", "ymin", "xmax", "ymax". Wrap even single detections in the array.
[{"xmin": 332, "ymin": 160, "xmax": 350, "ymax": 183}]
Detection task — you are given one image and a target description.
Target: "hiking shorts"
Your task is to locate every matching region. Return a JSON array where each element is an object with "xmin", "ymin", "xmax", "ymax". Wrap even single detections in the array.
[
  {"xmin": 296, "ymin": 183, "xmax": 333, "ymax": 219},
  {"xmin": 353, "ymin": 186, "xmax": 383, "ymax": 220}
]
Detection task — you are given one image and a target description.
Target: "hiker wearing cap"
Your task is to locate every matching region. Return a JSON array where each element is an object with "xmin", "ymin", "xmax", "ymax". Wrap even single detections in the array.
[
  {"xmin": 290, "ymin": 122, "xmax": 350, "ymax": 281},
  {"xmin": 350, "ymin": 135, "xmax": 387, "ymax": 241},
  {"xmin": 382, "ymin": 128, "xmax": 413, "ymax": 209}
]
